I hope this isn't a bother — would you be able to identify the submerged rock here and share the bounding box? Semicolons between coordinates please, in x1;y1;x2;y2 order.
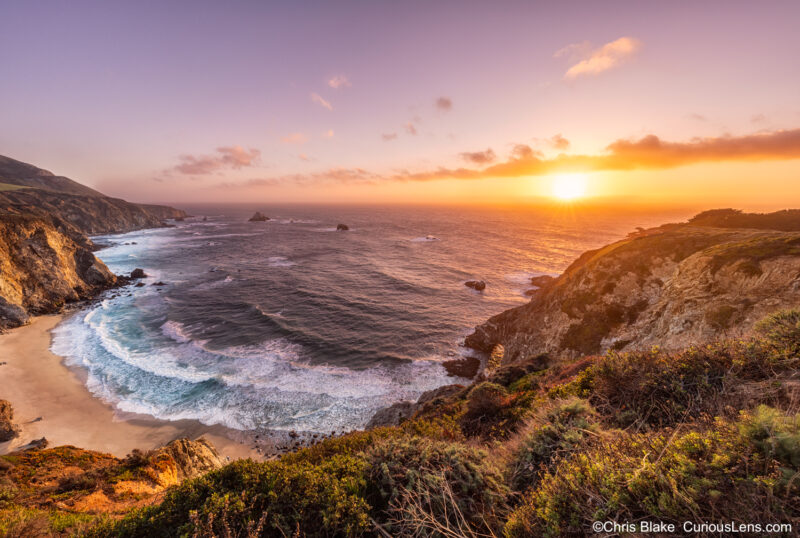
0;399;21;442
336;223;350;231
248;212;270;222
465;280;486;291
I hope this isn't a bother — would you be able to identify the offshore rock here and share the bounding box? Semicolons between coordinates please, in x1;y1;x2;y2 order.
248;211;270;222
465;280;486;291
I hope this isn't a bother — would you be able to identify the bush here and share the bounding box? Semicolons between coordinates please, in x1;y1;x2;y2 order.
504;409;800;537
739;405;800;472
366;437;508;536
508;399;598;492
550;336;789;428
756;309;800;357
92;455;371;537
458;382;532;439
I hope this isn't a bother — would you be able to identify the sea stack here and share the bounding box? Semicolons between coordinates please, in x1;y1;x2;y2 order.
249;212;270;222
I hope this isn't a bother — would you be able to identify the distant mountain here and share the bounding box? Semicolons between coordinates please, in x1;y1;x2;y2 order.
0;154;187;235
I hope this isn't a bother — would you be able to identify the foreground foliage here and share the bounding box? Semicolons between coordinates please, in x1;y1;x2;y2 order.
5;310;800;537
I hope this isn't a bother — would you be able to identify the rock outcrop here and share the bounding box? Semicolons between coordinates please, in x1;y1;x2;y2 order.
0;214;118;330
336;223;349;231
150;438;224;482
465;280;486;291
0;399;21;442
0;437;224;521
248;211;270;222
467;211;800;365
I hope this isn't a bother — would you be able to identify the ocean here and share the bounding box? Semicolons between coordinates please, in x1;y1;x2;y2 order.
50;205;686;435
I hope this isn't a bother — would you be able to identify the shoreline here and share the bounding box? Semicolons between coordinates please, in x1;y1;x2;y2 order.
0;314;264;461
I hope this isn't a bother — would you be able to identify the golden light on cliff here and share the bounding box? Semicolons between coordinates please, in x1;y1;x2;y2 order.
551;173;588;201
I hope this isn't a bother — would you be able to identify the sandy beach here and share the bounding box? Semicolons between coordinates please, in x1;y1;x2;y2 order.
0;314;262;461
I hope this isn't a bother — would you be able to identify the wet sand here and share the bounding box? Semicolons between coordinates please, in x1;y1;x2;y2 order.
0;315;264;461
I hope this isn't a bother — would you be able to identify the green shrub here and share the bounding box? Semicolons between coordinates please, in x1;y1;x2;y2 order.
459;382;533;439
756;309;800;357
739;405;800;472
367;437;508;536
549;335;792;428
505;413;799;537
508;399;598;492
92;455;371;537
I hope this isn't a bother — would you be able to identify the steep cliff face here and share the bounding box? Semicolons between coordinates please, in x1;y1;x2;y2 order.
0;214;117;330
466;220;800;364
0;154;188;329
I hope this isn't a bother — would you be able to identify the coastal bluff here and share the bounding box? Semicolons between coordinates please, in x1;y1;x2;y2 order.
0;154;187;330
467;209;800;364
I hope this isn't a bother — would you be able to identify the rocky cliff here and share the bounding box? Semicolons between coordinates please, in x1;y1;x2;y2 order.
466;210;800;365
0;214;118;330
0;154;187;330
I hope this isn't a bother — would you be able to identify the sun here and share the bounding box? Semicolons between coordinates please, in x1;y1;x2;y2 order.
551;173;588;201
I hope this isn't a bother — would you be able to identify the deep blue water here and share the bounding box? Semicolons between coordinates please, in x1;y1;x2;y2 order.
51;205;685;433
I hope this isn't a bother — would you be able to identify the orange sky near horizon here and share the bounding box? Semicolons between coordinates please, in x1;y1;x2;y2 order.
3;2;800;210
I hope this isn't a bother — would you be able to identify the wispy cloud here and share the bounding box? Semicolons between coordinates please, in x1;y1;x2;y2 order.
323;129;335;138
405;122;418;136
311;92;333;110
435;97;453;111
395;128;800;182
226;167;380;188
211;129;800;189
460;148;496;165
328;75;351;89
281;132;308;144
560;37;641;79
382;133;398;141
173;146;260;175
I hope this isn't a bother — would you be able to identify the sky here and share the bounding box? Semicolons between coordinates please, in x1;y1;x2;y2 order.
1;0;799;209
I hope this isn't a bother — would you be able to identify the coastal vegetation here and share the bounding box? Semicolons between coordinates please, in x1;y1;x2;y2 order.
3;309;800;536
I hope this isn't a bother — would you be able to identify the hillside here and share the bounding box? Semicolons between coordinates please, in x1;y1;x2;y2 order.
0;155;187;330
466;212;800;363
0;155;105;198
0;155;187;234
0;214;118;330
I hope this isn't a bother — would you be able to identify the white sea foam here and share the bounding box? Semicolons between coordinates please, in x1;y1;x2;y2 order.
268;256;295;267
410;235;440;242
50;306;459;432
